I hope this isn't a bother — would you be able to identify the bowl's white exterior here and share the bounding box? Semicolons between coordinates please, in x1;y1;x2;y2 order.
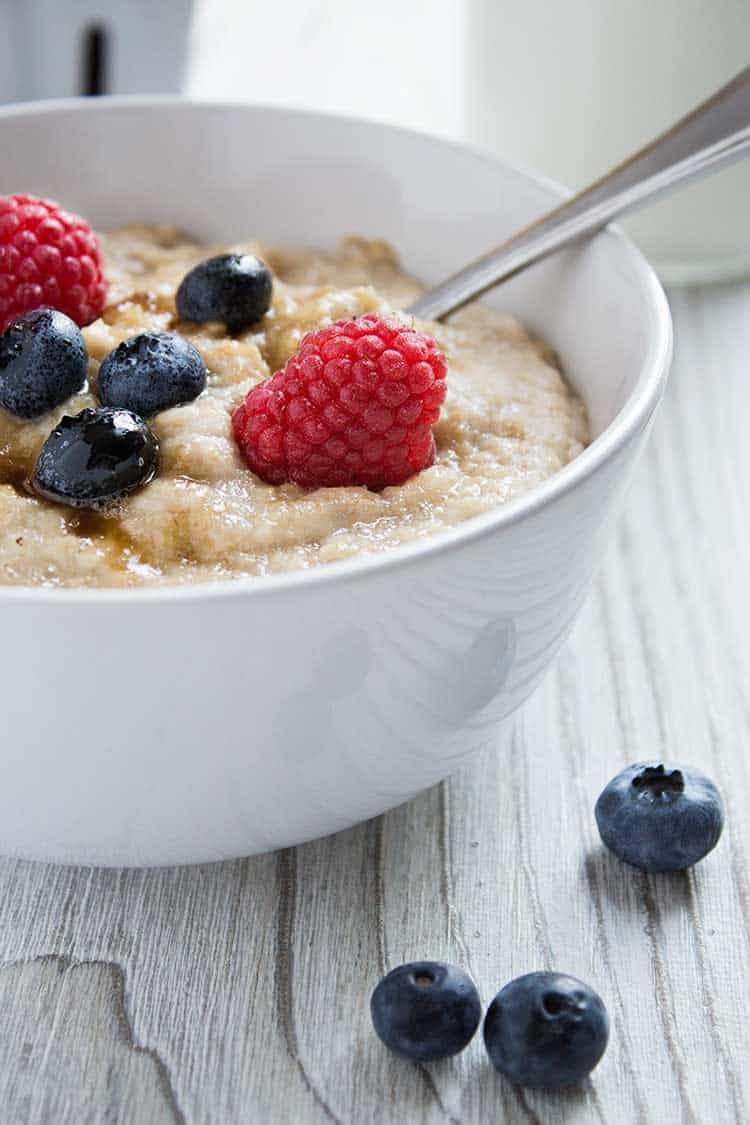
0;100;671;866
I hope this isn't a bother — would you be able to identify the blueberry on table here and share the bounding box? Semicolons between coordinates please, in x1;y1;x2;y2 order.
370;961;481;1062
0;308;87;419
176;253;273;333
98;331;206;418
595;761;724;873
33;406;158;508
483;972;609;1089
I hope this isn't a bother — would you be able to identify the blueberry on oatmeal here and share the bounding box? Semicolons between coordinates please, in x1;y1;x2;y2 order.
98;331;206;418
33;406;158;508
176;253;273;333
0;308;87;419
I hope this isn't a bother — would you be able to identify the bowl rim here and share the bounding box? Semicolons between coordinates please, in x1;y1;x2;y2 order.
0;96;673;605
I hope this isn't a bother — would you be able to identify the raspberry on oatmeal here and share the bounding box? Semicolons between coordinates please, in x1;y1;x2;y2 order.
232;315;447;490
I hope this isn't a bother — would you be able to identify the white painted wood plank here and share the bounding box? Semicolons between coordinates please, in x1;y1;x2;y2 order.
0;284;747;1123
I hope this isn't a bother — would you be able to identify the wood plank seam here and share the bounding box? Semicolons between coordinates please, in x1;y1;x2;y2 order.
0;953;186;1125
275;848;343;1124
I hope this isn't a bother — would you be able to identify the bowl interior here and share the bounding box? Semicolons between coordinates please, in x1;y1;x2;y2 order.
0;99;668;443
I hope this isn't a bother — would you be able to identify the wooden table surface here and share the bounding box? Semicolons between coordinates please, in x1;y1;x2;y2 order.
0;284;747;1124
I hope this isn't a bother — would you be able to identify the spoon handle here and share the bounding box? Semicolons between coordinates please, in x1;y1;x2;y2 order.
408;66;750;322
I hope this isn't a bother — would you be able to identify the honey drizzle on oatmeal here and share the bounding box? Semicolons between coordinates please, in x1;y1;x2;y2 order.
0;457;146;578
0;458;31;492
66;509;138;564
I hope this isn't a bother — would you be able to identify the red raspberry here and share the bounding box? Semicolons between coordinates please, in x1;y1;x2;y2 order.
232;315;448;490
0;194;107;333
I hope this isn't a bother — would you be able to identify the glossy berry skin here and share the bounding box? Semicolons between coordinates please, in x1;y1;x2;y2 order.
232;315;448;490
0;308;87;419
484;972;609;1089
595;761;724;873
370;961;481;1063
0;194;107;332
176;253;273;333
33;407;158;509
98;331;207;417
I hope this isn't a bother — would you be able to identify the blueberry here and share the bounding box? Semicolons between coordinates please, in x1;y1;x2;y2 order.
98;331;206;417
483;972;609;1089
370;961;481;1062
595;761;724;873
176;253;273;333
0;308;87;419
33;407;158;509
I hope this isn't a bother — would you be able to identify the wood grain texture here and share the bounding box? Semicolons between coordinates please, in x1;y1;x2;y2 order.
0;284;748;1124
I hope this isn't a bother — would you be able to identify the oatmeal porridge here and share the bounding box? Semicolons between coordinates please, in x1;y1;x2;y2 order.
0;228;588;587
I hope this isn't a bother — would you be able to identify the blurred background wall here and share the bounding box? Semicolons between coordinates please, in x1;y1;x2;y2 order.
192;0;750;280
188;0;466;141
1;0;747;279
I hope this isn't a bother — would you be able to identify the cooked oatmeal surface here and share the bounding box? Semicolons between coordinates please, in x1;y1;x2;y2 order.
0;228;588;587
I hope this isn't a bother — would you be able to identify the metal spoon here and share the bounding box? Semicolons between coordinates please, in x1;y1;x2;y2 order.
408;66;750;322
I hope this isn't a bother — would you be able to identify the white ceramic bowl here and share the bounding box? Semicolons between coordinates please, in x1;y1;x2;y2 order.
0;99;672;866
